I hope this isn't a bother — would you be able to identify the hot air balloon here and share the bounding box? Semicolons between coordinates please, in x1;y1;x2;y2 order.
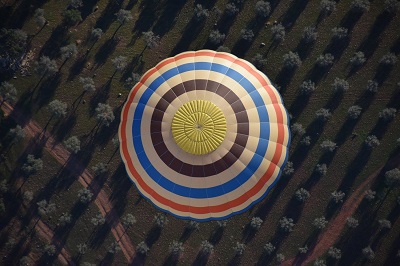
119;50;290;221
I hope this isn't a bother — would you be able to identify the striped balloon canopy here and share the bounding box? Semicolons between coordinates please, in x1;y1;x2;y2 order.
119;50;291;221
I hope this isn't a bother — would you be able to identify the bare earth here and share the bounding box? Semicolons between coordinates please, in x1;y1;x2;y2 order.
1;101;136;264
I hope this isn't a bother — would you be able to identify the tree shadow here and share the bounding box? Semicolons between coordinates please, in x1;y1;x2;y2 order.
145;226;162;248
179;227;196;243
337;146;373;194
228;254;242;266
373;64;395;86
192;251;211;266
39;25;70;58
304;65;330;85
231;17;264;58
339;10;363;32
94;37;119;68
34;73;61;109
0;0;47;28
80;0;99;20
51;113;77;143
68;55;88;81
274;67;296;94
88;222;111;249
132;0;159;35
208;226;224;245
295;40;315;61
278;0;309;31
357;12;394;59
289;94;310;121
94;0;123;31
170;18;206;56
153;0;187;37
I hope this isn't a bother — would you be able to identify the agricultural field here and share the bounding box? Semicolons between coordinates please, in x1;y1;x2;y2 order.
0;0;399;265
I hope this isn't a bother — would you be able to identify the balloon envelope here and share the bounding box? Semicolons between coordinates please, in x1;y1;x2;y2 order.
119;50;290;221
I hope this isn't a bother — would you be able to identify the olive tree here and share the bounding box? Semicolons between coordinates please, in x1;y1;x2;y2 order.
64;136;81;154
316;53;334;68
385;0;400;13
300;136;311;146
43;244;56;256
302;26;317;43
136;241;149;255
320;140;337;152
315;164;328;176
283;51;301;69
77;243;88;255
299;245;308;254
186;220;200;231
327;247;341;259
143;31;160;49
364;135;380;148
209;30;225;45
22;154;43;176
379;108;396;121
378;219;391;230
255;1;271;18
271;23;285;43
92;162;108;175
23;191;34;202
60;43;78;61
91;213;105;226
233;242;246;256
315;108;331;122
300;80;316;95
250;216;263;230
362;246;375;260
122;213;136;229
332;27;348;40
77;188;93;203
200;240;214;255
350;51;366;66
364;189;376;201
35;56;58;78
294;188;310;202
225;3;239;16
169;241;184;256
366;80;379;93
314;259;326;266
320;0;336;15
216;46;231;52
34;8;47;28
90;28;103;41
240;29;254;42
194;4;209;21
108;241;121;254
95;103;115;127
7;125;25;144
291;123;305;136
251;53;267;69
380;53;397;65
62;9;82;26
115;9;133;25
348;105;362;119
351;0;370;12
111;55;128;74
37;200;56;216
282;161;294;176
70;0;83;9
331;190;345;203
276;253;285;263
346;217;359;228
58;212;72;226
264;242;275;255
124;72;142;89
279;216;295;232
48;100;67;120
79;77;96;94
313;216;328;230
217;220;228;228
0;81;18;105
154;213;168;228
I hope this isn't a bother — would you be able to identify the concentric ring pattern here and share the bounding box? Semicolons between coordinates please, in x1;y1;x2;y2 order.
119;50;291;221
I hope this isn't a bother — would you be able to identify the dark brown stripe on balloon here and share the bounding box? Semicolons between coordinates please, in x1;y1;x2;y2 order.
150;79;249;177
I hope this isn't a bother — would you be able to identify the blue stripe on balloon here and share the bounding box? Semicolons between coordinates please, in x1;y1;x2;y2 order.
132;62;270;199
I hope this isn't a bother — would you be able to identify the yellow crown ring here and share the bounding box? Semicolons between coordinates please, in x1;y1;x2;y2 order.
171;100;227;155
